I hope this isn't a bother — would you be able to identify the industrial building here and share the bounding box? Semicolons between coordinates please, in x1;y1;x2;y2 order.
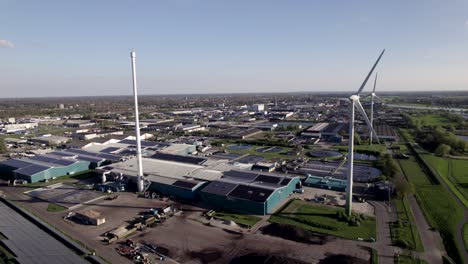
30;135;71;146
200;170;301;215
0;149;120;183
97;156;226;200
301;122;329;138
303;175;347;191
98;154;299;215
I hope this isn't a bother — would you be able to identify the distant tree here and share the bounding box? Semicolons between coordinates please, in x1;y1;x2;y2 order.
394;176;412;198
435;144;451;157
0;138;6;154
377;153;399;178
354;132;361;145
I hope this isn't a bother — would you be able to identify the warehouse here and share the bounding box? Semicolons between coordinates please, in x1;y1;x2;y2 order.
98;156;227;200
303;175;347;191
200;170;301;215
30;135;71;146
301;122;329;138
0;149;119;183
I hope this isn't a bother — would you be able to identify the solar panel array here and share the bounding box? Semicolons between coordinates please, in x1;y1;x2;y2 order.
229;185;273;202
151;152;207;165
0;202;85;264
172;180;198;189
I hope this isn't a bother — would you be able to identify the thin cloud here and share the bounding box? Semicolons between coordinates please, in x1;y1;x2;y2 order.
0;39;15;48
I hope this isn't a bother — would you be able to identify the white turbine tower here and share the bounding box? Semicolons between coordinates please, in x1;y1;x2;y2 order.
130;51;145;193
368;73;384;145
345;49;385;216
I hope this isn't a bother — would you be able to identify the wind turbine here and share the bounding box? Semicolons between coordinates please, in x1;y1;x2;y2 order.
367;73;385;145
345;49;385;216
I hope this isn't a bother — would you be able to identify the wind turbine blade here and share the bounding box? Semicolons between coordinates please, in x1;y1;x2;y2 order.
375;95;385;103
356;49;385;95
373;72;378;93
355;99;380;144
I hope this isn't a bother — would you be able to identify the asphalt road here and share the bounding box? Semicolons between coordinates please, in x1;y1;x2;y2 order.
407;194;444;264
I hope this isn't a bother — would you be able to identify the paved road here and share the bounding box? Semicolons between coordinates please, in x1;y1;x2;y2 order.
407;194;444;264
369;201;401;264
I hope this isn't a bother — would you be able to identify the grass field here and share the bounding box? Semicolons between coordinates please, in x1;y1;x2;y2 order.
398;152;465;263
421;155;468;208
225;145;296;160
46;203;67;212
391;197;424;251
409;114;456;127
334;144;387;155
213;210;262;226
398;157;432;186
394;254;428;264
269;200;376;240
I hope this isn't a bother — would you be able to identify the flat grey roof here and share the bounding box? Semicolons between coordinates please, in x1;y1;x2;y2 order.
0;202;85;264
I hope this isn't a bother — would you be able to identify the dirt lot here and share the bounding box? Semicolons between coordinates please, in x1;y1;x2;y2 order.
0;184;371;264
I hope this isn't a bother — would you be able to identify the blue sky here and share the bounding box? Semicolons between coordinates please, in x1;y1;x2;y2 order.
1;0;468;97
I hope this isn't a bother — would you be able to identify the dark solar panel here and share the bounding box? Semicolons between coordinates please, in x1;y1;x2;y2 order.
1;159;35;169
172;180;198;189
119;139;158;147
255;175;281;184
228;185;273;202
76;155;103;162
280;178;291;186
151;152;207;165
51;151;77;157
236;155;264;164
100;147;120;153
200;181;238;196
15;164;49;176
96;153;121;161
29;155;58;163
53;159;76;166
223;170;258;181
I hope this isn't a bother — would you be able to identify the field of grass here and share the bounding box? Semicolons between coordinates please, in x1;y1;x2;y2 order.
213;210;262;227
47;203;67;212
391;197;424;251
409;114;456;127
334;144;387;155
225;144;296;160
398;152;465;263
398;157;432;186
421;155;468;208
269;200;376;240
394;254;428;264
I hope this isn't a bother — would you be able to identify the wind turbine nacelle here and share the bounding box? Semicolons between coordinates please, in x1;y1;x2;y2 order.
372;93;376;96
349;95;360;101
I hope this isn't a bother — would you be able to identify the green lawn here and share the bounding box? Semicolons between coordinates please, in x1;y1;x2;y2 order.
225;145;296;160
213;210;262;227
409;114;456;127
391;197;424;251
399;157;432;186
398;152;465;263
394;254;428;264
422;155;468;208
334;144;386;155
47;203;67;212
269;200;376;240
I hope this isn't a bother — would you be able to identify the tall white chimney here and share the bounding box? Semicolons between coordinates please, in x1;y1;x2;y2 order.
130;51;144;192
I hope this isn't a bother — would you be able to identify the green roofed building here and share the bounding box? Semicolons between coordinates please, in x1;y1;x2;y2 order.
303;175;347;191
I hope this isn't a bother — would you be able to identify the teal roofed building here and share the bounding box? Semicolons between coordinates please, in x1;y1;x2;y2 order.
303;175;347;191
200;171;301;215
